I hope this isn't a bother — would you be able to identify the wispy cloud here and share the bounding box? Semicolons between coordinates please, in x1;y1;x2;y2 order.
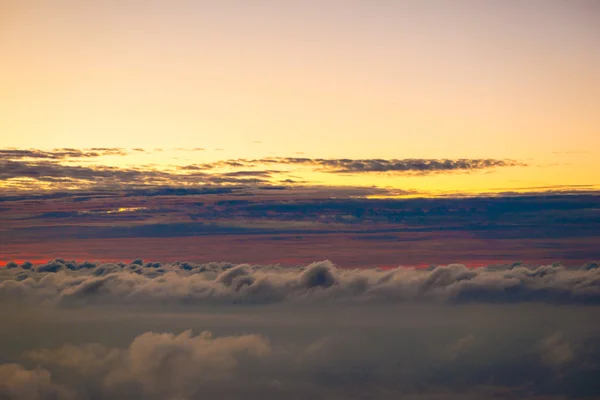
0;148;130;160
0;160;175;185
0;160;277;190
196;157;525;174
1;148;524;193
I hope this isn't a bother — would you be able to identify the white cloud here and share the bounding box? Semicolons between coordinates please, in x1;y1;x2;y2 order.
2;260;599;306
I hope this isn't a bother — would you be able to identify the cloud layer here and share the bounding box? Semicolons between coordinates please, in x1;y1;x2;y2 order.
1;311;600;399
25;330;270;399
188;157;524;175
0;147;525;192
2;190;599;267
0;363;76;400
2;260;599;306
0;160;273;189
2;260;600;399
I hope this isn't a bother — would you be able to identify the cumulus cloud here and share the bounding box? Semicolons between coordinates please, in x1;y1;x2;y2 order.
2;323;599;399
2;260;600;306
26;344;121;376
2;261;600;399
25;330;270;399
0;363;75;400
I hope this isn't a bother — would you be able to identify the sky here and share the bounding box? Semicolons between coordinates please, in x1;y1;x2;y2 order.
0;0;599;262
1;0;599;266
1;0;600;194
2;2;600;399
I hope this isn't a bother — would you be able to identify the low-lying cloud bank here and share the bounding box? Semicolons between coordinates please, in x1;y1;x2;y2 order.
0;363;77;400
2;260;599;306
2;260;600;399
20;330;270;400
2;325;600;399
0;330;271;400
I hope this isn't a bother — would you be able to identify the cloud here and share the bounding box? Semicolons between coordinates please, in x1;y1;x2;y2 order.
26;330;270;399
27;343;121;375
196;157;525;175
1;192;598;267
445;334;476;361
278;157;524;174
220;170;277;178
0;160;279;190
2;321;600;399
536;332;575;367
2;264;600;399
2;260;600;306
0;363;75;400
1;147;525;194
108;331;269;397
0;160;173;185
0;148;129;160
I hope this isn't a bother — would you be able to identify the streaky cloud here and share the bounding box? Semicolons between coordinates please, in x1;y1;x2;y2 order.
196;157;525;174
0;148;129;160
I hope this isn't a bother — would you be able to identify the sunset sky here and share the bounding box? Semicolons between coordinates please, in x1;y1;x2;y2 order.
1;0;599;265
2;2;600;400
2;0;600;193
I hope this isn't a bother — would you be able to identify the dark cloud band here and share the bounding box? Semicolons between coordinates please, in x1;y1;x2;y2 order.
0;148;129;160
0;149;525;193
195;157;525;174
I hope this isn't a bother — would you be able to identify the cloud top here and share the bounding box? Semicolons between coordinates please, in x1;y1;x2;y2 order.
2;260;599;306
